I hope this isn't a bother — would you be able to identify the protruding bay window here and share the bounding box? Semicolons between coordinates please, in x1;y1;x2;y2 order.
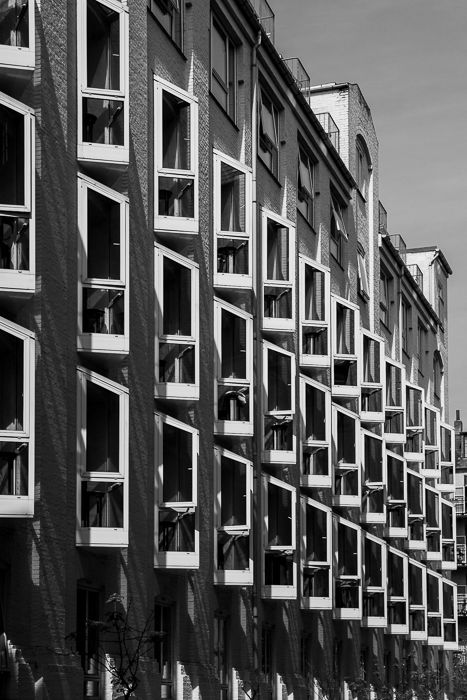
405;384;424;459
425;484;441;562
0;316;34;517
407;468;425;550
299;256;330;367
361;430;385;524
332;404;360;508
362;532;387;627
442;580;458;650
331;296;359;397
155;244;199;400
261;474;296;599
300;376;331;489
386;450;407;538
386;547;409;635
76;367;129;547
213;151;252;289
262;341;295;464
423;404;440;478
77;0;129;164
261;209;295;333
427;571;443;645
439;423;454;493
384;359;405;442
214;299;252;435
408;560;427;641
154;78;198;233
214;447;253;585
77;174;129;355
154;413;199;568
333;516;362;620
360;330;384;422
0;0;35;71
441;499;456;570
300;496;331;610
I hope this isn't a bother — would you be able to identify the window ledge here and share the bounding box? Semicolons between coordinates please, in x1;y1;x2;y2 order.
147;7;187;60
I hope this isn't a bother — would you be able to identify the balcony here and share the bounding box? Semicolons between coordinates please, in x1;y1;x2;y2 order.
251;0;275;42
389;234;407;262
315;113;340;152
282;57;310;93
406;264;423;290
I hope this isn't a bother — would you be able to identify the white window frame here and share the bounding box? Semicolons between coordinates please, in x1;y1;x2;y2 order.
331;295;360;397
440;498;456;571
384;357;406;443
362;532;387;628
423;403;441;478
408;559;427;642
261;208;295;333
0;316;35;517
154;77;199;233
261;340;296;465
0;0;35;70
406;467;426;551
361;429;386;525
386;546;409;635
154;412;199;569
333;515;362;621
439;423;455;495
76;366;129;547
261;473;297;599
214;298;253;436
357;249;370;299
213;446;253;586
360;329;384;423
154;244;199;400
299;255;330;368
404;382;425;460
425;483;441;562
300;495;332;610
332;404;360;509
299;375;331;489
77;0;129;164
77;174;129;355
426;570;443;646
385;449;407;539
213;150;252;289
442;579;458;651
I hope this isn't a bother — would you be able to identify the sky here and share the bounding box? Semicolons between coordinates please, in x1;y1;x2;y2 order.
271;0;467;424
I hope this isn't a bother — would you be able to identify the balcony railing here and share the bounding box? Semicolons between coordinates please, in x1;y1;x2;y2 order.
251;0;275;42
378;202;388;235
315;113;340;153
406;264;423;290
389;234;407;262
282;57;311;93
455;496;467;516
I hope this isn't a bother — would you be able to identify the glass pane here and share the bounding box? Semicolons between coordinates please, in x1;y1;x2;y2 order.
337;412;355;464
264;415;293;451
387;456;404;501
267;482;292;547
158;177;194;217
81;481;123;527
212;21;227;85
162;91;190;169
264;286;292;319
159;343;194;383
365;539;382;587
365;435;382;481
0;441;28;495
217;237;248;275
86;381;119;472
305;504;327;561
220;456;246;526
0;216;29;270
336;304;354;354
264;552;293;586
0;104;24;206
87;189;120;279
304;265;325;321
337;523;358;576
163;257;191;336
303;446;328;476
221;309;246;378
302;326;327;356
220;163;245;232
267;349;291;412
0;0;29;47
159;509;195;551
83;288;124;334
0;330;23;431
217;532;249;570
86;0;120;90
266;220;289;281
303;567;329;597
304;384;326;441
218;385;249;422
162;422;192;503
82;98;124;145
388;553;404;597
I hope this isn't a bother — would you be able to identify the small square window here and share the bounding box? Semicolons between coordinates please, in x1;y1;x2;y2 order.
211;16;237;121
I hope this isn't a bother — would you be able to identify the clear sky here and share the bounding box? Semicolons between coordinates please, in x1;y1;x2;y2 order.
271;0;467;424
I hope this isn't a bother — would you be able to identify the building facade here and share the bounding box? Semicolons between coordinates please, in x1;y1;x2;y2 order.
0;0;458;699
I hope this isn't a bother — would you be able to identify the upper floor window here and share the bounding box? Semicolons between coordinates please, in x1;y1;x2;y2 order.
262;341;295;464
0;0;35;70
262;209;295;332
334;516;362;620
417;322;426;375
211;15;236;121
297;145;315;226
379;268;392;327
401;297;411;354
301;496;332;609
261;473;296;599
154;77;198;233
258;86;279;178
357;248;369;299
433;351;443;400
78;0;129;164
77;586;102;698
150;0;183;48
330;192;348;265
356;137;370;199
154;601;175;698
299;256;330;368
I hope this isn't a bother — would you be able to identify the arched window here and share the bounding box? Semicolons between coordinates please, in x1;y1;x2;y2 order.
356;136;371;199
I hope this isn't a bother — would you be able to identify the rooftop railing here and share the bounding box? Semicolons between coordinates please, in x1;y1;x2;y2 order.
315;112;340;153
389;234;407;262
282;57;311;93
406;264;423;290
251;0;275;43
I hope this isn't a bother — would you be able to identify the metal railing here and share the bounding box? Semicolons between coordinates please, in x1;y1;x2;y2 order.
282;57;311;93
315;112;340;152
251;0;275;42
389;234;407;262
455;496;467;516
406;264;423;290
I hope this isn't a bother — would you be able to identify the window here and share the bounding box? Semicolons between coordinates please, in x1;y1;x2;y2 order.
297;145;315;225
150;0;183;48
77;174;129;355
0;316;35;517
332;296;359;396
357;248;369;299
361;431;385;524
360;331;383;421
299;255;330;368
356;137;370;199
154;77;198;233
77;0;129;164
262;209;295;332
408;561;427;641
76;367;128;547
386;450;407;538
261;473;296;599
333;516;362;620
362;533;387;627
154;601;175;699
211;16;236;121
300;496;332;610
258;86;279;177
433;351;443;400
384;360;405;442
425;485;441;562
213;151;252;288
441;500;455;569
379;269;391;327
214;446;253;586
401;298;410;354
214;299;253;435
214;614;229;700
440;424;454;492
442;580;458;649
330;192;348;264
386;547;409;635
154;413;199;569
77;586;102;698
437;283;445;325
0;0;35;69
262;341;295;464
333;405;360;508
417;322;426;376
155;244;199;400
300;376;331;489
407;469;425;550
